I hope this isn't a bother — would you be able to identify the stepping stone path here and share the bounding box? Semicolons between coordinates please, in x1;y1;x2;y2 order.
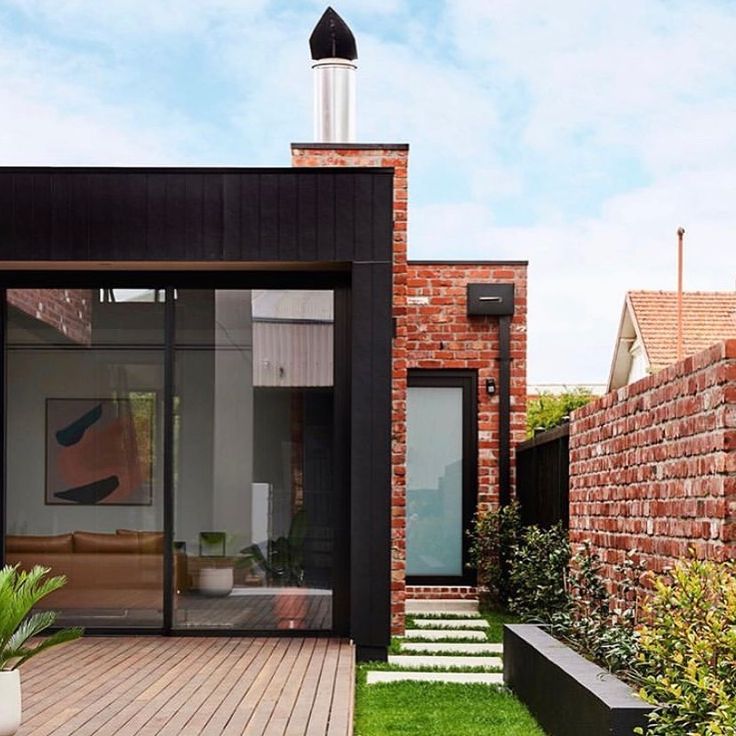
365;599;505;686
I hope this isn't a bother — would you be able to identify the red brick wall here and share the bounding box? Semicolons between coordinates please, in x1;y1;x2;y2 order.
403;263;528;612
570;340;736;595
7;289;92;345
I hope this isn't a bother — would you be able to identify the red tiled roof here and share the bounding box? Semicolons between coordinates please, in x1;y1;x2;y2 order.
628;291;736;372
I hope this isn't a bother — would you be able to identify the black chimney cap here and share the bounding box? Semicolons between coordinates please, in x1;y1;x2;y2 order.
310;7;358;61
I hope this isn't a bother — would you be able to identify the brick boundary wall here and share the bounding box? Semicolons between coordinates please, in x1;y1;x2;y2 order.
569;340;736;599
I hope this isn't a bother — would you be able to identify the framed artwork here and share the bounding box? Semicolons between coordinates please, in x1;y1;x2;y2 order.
46;397;154;506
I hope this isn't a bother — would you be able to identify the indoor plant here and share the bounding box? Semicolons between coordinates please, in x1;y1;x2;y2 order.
0;565;83;736
241;511;309;628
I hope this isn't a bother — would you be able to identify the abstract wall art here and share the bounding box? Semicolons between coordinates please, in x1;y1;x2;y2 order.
46;397;154;505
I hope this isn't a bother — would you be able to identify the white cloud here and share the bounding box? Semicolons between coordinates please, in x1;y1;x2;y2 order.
0;0;734;385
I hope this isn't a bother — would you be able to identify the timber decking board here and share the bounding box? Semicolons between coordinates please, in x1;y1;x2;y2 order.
17;637;354;736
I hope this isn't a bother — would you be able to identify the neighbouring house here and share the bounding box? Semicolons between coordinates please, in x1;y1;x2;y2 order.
608;290;736;391
0;8;526;659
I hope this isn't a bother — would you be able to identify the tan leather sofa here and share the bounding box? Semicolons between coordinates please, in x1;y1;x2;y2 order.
5;530;188;612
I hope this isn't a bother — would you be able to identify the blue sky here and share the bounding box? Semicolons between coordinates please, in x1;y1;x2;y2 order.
1;0;735;385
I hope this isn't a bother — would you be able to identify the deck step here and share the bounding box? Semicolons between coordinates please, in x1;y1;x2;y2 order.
403;629;487;641
405;599;479;615
412;618;488;629
400;642;503;655
366;670;503;685
387;655;502;669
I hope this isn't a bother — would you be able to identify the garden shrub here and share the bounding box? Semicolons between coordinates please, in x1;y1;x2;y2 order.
553;544;644;677
468;502;522;609
635;559;736;736
507;523;570;621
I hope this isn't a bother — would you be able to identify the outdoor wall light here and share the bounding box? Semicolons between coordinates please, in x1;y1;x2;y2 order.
486;378;497;396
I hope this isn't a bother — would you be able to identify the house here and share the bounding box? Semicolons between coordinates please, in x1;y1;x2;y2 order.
0;7;527;659
608;290;736;391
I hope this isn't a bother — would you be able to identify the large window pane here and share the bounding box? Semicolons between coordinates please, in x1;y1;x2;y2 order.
4;288;165;628
406;386;464;577
173;289;334;630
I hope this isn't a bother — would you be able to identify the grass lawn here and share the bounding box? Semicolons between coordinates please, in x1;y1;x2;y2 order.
356;609;545;735
354;670;545;736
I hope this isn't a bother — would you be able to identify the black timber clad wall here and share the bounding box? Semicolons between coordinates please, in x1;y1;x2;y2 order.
0;167;394;653
0;168;393;263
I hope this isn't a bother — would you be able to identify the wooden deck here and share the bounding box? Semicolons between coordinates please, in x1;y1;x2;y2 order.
18;637;354;736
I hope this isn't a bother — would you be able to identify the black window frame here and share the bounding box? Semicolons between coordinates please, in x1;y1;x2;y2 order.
405;369;478;587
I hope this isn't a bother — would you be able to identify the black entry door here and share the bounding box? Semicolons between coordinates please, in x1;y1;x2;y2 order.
406;370;477;586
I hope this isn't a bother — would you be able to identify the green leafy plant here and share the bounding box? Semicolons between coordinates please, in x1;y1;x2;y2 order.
467;502;522;609
507;523;570;621
0;565;83;671
240;510;308;586
552;544;645;677
526;388;593;437
634;559;736;735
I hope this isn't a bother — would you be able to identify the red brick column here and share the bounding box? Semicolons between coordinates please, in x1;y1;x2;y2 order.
291;143;409;634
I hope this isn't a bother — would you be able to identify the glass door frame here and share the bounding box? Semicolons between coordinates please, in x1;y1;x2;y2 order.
0;270;351;637
405;369;478;587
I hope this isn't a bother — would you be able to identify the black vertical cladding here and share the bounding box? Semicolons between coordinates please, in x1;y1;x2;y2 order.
277;174;298;261
202;175;223;261
236;174;261;261
351;262;392;659
0;167;395;653
147;174;167;260
316;174;336;261
332;285;352;636
259;174;279;260
353;174;373;262
335;174;355;263
222;174;241;260
296;174;318;262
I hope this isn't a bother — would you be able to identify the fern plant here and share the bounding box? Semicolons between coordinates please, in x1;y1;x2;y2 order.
0;565;83;671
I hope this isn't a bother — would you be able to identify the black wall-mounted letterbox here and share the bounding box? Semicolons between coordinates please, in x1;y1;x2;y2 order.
467;283;515;316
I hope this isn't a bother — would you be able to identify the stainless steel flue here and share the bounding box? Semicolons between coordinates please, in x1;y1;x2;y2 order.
310;8;358;143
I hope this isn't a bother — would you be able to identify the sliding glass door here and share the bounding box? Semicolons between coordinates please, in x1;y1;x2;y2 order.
4;288;166;628
172;289;335;631
3;285;338;632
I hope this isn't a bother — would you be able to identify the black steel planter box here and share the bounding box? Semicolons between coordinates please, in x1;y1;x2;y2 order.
504;624;653;736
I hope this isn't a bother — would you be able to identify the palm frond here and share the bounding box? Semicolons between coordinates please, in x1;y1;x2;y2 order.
0;565;83;671
10;628;84;670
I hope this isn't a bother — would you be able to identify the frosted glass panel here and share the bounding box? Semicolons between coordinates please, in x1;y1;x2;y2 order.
406;386;463;576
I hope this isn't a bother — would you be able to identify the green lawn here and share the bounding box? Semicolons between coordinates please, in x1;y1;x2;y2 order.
354;671;545;736
356;610;544;735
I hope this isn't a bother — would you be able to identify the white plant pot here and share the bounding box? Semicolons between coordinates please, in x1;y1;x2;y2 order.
0;670;21;736
199;567;234;596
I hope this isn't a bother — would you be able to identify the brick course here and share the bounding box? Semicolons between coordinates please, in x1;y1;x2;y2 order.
570;340;736;599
